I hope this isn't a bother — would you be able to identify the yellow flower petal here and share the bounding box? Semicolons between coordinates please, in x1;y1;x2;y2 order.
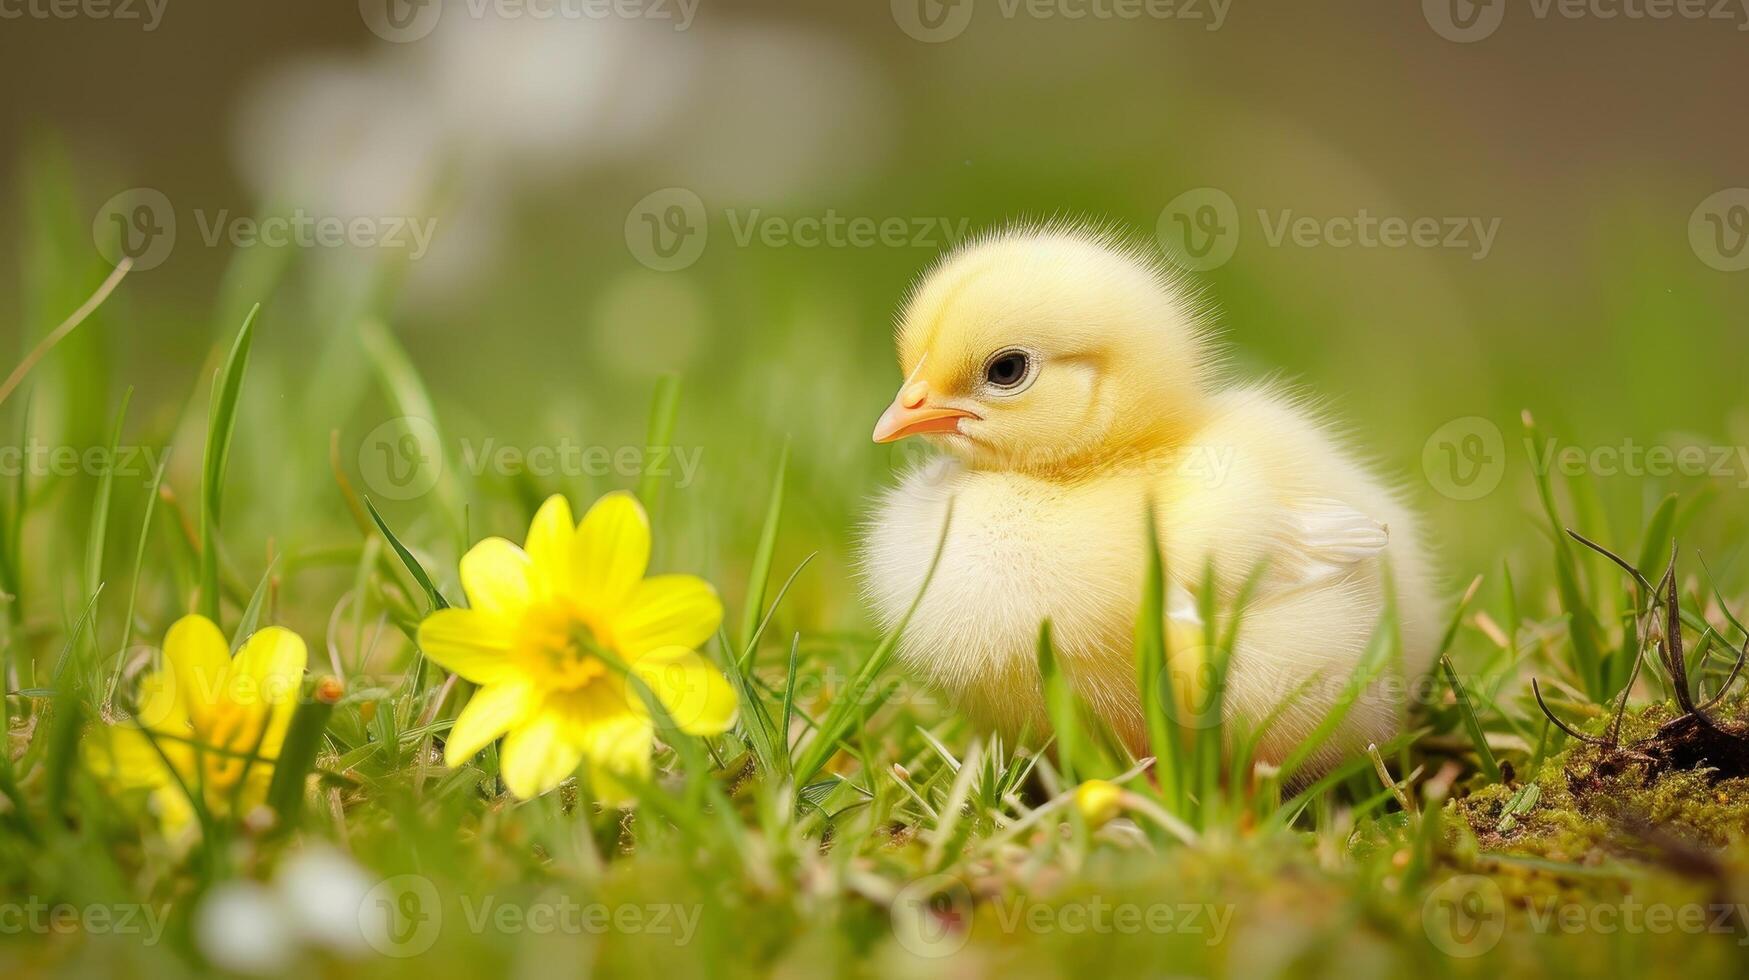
613;575;723;657
570;491;649;616
84;726;170;789
523;495;575;598
230;627;307;706
499;710;585;798
460;537;537;619
579;709;653;807
132;667;188;733
228;626;309;757
632;646;737;735
417;609;522;685
152;784;198;833
160;614;231;725
444;680;538;767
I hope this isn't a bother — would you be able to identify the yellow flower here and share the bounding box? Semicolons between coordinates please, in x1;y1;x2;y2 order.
418;491;736;800
86;615;308;833
1073;779;1126;828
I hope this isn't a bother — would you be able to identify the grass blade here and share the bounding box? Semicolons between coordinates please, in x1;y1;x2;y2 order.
266;677;343;834
1133;502;1180;809
1523;412;1605;698
1636;493;1679;583
793;501;953;786
719;626;783;777
636;374;682;518
737;441;788;657
364;496;450;612
231;557;282;651
0;259;132;412
360;318;461;535
199;303;260;623
83;388;132;602
103;451;170;710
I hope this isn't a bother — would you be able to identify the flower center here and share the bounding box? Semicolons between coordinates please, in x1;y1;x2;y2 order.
185;701;274;805
518;602;610;691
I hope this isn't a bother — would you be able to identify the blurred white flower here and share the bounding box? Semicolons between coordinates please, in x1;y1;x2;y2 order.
233;56;446;221
229;10;892;303
234;6;696;213
276;845;377;956
195;880;298;976
421;9;698;179
658;24;892;204
194;847;380;972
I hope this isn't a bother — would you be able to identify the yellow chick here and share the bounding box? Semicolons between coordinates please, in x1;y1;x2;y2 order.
860;223;1439;772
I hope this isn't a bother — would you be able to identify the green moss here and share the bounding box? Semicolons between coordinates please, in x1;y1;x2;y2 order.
1449;697;1749;870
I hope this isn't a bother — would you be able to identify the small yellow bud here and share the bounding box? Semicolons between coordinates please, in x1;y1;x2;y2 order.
1073;779;1125;828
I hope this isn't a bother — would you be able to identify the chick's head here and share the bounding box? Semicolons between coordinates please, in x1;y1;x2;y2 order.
874;224;1214;473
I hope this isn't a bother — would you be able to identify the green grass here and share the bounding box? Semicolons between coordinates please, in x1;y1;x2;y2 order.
3;192;1749;980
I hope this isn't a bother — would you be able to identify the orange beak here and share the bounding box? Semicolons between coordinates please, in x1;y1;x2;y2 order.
872;379;977;443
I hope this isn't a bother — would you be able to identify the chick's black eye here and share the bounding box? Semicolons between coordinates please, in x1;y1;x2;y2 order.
985;351;1030;389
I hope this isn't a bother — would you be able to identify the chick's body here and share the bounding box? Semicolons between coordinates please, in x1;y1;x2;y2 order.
861;225;1438;769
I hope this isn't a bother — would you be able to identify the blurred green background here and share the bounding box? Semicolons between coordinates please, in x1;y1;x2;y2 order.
2;0;1747;644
